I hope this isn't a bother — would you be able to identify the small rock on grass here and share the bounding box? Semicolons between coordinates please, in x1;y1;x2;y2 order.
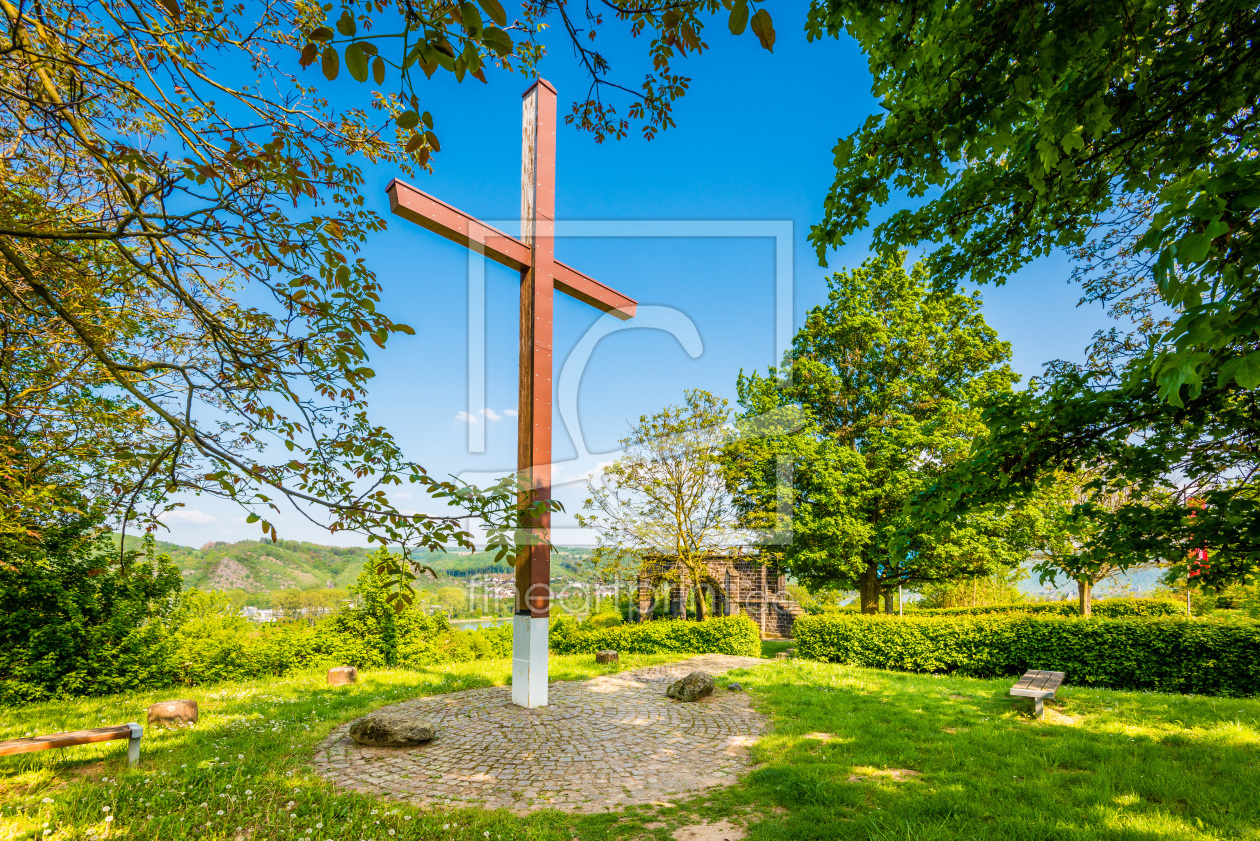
666;671;715;702
147;699;198;728
349;714;437;747
726;682;743;691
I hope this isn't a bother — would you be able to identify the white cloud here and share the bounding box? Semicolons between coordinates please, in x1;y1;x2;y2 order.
392;492;413;500
454;408;513;424
160;509;217;525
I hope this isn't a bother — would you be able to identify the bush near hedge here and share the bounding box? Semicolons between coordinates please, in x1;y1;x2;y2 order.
907;598;1184;618
794;613;1260;696
549;615;761;658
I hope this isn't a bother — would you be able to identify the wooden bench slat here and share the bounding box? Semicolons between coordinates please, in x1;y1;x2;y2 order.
1009;670;1066;718
0;725;134;757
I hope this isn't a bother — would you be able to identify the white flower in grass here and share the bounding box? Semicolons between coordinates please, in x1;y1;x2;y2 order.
102;807;110;813
41;797;53;804
105;815;114;823
245;790;252;796
217;810;225;816
316;823;322;829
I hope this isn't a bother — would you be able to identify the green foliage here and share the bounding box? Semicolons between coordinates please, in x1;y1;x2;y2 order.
549;615;760;657
908;598;1183;618
581;612;625;630
805;0;1260;403
0;527;183;705
580;389;742;622
808;0;1260;594
726;252;1024;612
795;613;1260;695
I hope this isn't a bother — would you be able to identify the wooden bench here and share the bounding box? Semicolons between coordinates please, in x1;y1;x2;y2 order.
0;723;143;766
1009;670;1065;718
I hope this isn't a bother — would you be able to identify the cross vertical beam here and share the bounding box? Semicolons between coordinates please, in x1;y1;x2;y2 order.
385;79;636;710
512;79;557;708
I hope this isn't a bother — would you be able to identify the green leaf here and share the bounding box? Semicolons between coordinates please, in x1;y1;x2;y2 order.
479;0;506;26
751;7;775;50
336;10;356;36
395;110;420;129
482;26;513;56
728;0;749;34
159;0;182;21
309;26;334;41
422;111;433;128
372;55;385;84
345;42;368;82
461;0;482;33
424;130;440;152
321;46;339;81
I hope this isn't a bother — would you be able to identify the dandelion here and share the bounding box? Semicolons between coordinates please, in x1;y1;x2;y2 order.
316;823;323;829
105;816;114;823
41;797;53;804
102;807;111;813
217;810;225;816
245;790;252;796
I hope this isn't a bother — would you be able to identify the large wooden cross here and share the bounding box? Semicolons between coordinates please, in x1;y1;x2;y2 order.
386;79;637;708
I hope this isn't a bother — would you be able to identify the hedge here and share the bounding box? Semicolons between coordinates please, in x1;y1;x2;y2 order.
794;613;1260;696
906;598;1184;618
549;615;761;658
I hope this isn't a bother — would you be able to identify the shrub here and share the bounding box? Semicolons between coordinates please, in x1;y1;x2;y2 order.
794;613;1260;696
906;598;1183;618
0;526;182;705
549;615;761;657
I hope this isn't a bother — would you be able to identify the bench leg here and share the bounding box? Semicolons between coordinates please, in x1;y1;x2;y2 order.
1034;697;1044;719
126;723;143;767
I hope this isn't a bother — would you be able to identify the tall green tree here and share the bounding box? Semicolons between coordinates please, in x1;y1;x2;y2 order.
725;253;1024;613
804;0;1260;588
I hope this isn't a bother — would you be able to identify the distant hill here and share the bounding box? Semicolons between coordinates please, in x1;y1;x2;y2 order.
115;534;592;592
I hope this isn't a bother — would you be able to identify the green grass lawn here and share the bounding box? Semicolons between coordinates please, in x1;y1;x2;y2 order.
3;655;1259;841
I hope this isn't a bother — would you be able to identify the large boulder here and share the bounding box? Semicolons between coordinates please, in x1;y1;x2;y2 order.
666;671;715;702
147;699;198;728
348;714;438;747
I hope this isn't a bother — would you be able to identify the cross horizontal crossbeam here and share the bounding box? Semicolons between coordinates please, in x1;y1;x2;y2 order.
387;179;636;320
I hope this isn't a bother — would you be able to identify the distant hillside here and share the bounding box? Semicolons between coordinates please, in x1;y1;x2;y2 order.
116;534;591;591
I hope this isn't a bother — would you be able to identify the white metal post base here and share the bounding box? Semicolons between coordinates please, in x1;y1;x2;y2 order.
511;614;549;708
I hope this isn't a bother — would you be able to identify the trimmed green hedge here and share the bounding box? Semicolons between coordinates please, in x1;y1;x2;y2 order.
549;615;761;658
795;614;1260;696
907;598;1183;618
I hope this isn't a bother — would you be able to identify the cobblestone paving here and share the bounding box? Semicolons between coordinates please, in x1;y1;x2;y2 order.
312;655;768;813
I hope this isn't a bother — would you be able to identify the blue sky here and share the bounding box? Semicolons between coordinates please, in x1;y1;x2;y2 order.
160;12;1115;548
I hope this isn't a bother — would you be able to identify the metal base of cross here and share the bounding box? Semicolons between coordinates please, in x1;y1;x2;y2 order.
511;613;549;708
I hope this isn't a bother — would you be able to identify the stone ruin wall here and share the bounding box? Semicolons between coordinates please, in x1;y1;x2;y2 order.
635;555;804;639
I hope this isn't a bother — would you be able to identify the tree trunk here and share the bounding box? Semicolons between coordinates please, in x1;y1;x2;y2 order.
883;590;895;614
693;583;707;622
1077;578;1093;617
859;562;880;614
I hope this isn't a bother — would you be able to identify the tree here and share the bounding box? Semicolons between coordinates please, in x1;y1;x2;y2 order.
0;0;774;579
579;390;744;621
725;252;1025;613
806;0;1259;404
1026;473;1167;617
803;0;1260;588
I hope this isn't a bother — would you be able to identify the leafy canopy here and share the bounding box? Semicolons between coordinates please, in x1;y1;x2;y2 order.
725;252;1025;612
806;0;1259;404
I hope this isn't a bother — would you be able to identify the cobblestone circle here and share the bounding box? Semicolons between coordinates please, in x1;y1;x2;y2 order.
311;655;768;813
